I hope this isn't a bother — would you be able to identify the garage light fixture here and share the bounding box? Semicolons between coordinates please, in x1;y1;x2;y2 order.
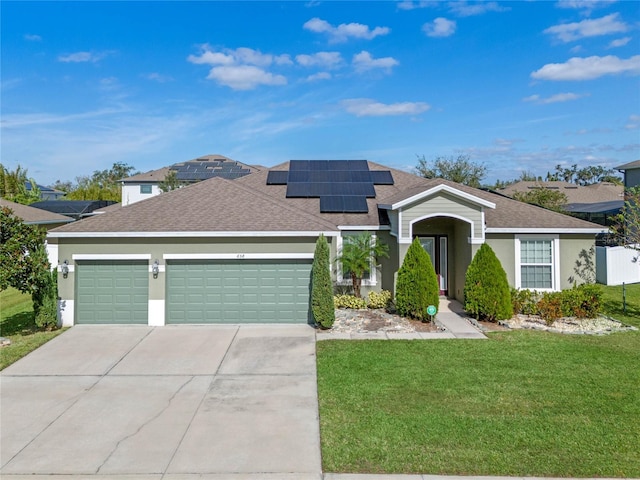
61;260;69;279
152;259;160;278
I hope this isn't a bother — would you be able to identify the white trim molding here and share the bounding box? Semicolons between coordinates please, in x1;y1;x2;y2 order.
148;300;165;326
49;230;339;238
403;212;478;244
163;253;314;260
57;263;76;273
515;234;561;292
379;184;496;211
72;254;152;260
487;227;606;234
58;299;74;327
337;225;391;231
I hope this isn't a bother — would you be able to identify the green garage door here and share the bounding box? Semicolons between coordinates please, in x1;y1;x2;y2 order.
76;260;148;324
166;259;312;324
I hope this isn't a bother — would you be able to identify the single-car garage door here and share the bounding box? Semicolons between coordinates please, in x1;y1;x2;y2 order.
166;259;312;324
76;260;149;324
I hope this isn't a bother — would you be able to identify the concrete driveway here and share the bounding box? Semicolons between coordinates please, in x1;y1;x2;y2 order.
1;325;322;479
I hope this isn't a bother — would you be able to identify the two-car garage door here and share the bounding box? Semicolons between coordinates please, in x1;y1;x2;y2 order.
166;259;312;324
75;259;312;324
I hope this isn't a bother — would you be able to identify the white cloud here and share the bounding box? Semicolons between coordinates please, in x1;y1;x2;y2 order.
58;51;112;63
206;65;286;90
447;1;509;17
608;36;631;48
188;45;291;90
626;114;640;130
24;34;42;41
143;73;173;83
296;51;343;68
303;17;390;43
556;0;618;15
531;55;640;80
397;1;434;10
342;98;430;117
570;45;583;53
543;13;628;43
352;51;399;73
306;72;332;82
523;92;587;104
423;18;457;37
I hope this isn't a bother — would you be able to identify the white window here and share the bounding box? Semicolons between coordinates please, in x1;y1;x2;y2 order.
337;233;376;286
515;236;560;291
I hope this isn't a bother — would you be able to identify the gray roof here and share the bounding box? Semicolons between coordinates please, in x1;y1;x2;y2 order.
0;198;74;225
497;181;623;204
615;160;640;171
49;161;603;236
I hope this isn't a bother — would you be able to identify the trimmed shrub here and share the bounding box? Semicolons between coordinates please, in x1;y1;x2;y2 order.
33;269;58;329
311;234;335;329
334;294;367;309
367;290;392;309
560;283;602;319
395;238;439;321
537;292;563;325
464;243;513;321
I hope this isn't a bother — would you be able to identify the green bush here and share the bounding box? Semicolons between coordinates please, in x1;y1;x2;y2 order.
367;290;392;309
511;288;539;315
464;243;513;321
312;234;335;329
32;269;58;329
334;294;368;309
560;284;602;319
395;238;439;321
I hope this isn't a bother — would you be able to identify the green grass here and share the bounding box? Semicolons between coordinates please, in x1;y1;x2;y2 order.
0;287;66;370
317;283;640;476
601;282;640;328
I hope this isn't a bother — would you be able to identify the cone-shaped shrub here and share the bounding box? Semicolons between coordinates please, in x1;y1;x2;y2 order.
395;237;439;321
311;234;335;328
464;243;513;321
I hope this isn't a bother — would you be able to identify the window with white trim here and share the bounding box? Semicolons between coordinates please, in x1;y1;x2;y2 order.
518;238;556;290
140;185;152;194
338;233;376;286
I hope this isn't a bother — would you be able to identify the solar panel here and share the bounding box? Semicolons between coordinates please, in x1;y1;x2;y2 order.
266;171;288;185
309;160;329;171
288;170;310;183
350;170;372;182
320;196;368;213
348;160;369;170
286;183;310;197
289;160;310;170
370;171;394;185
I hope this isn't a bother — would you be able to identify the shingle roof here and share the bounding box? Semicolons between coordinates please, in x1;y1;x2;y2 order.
615;160;640;170
49;176;338;234
497;181;623;204
0;198;74;225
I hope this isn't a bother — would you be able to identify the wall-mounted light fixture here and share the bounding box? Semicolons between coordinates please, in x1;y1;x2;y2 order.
61;260;69;279
152;259;160;279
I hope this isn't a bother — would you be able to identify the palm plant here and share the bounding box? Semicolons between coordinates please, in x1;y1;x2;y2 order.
337;232;388;298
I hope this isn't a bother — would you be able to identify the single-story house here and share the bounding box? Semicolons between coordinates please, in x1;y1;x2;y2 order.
48;160;605;327
120;154;259;206
1;198;74;267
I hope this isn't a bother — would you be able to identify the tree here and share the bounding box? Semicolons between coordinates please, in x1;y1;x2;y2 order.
610;186;640;261
0;206;56;327
545;164;622;186
416;154;487;188
65;162;137;202
464;243;513;321
512;186;568;213
395;237;439;321
159;170;185;193
0;164;41;205
311;234;335;329
337;232;388;298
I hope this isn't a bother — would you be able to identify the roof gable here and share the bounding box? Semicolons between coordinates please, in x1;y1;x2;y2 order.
378;183;496;210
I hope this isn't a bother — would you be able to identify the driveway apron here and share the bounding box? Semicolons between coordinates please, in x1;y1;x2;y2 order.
0;324;322;478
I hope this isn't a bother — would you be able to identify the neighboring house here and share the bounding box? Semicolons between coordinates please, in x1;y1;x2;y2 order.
30;200;117;221
48;160;605;327
497;181;624;226
1;198;74;267
615;160;640;188
120;154;259;206
25;181;66;201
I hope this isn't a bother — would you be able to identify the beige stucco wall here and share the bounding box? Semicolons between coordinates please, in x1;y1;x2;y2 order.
559;234;596;288
485;234;516;287
401;192;483;240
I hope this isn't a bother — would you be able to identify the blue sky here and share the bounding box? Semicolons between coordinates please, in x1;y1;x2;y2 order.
1;1;639;186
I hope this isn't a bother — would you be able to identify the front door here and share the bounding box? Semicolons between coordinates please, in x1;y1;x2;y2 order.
419;236;448;295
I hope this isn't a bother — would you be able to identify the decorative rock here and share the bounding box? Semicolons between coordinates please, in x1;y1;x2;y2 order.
0;337;12;347
500;315;637;335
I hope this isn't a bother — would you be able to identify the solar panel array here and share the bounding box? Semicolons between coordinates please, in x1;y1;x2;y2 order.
266;160;394;213
171;159;252;181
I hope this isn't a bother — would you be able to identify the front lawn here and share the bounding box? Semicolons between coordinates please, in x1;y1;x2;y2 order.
0;288;66;370
317;284;640;476
601;282;640;328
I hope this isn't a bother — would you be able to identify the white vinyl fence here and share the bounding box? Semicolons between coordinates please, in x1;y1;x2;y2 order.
596;245;640;285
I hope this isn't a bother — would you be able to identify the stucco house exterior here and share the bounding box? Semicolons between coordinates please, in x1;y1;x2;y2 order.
615;160;640;188
48;160;605;327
